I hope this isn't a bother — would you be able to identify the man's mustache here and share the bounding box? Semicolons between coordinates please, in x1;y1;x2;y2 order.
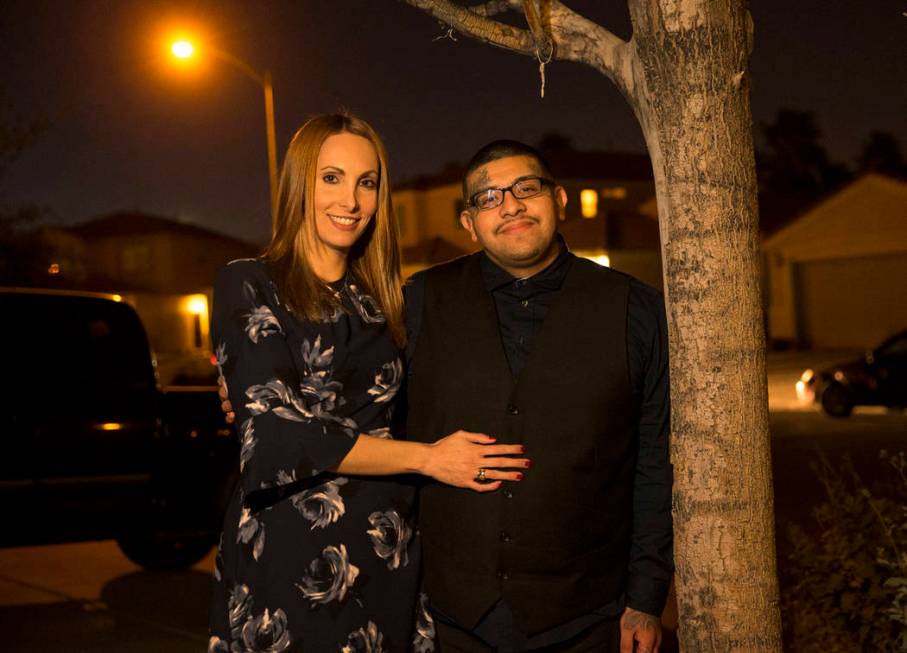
495;217;538;234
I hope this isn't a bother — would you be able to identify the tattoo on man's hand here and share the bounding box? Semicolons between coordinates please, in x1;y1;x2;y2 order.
621;610;659;632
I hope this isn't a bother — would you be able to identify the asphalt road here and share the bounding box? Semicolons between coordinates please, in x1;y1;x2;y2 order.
0;353;903;652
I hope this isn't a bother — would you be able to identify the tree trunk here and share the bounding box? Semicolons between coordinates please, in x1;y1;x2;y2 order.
627;2;782;650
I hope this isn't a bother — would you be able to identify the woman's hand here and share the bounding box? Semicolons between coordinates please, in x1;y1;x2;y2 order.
423;431;530;492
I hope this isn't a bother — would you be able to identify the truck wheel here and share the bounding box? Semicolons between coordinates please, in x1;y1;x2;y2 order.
117;531;215;570
820;383;853;418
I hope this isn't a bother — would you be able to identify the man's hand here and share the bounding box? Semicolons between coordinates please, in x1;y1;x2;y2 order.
619;607;661;653
217;375;236;424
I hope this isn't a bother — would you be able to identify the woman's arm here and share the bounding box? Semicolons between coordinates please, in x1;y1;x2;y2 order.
214;261;358;500
331;430;528;493
213;262;529;501
217;364;529;490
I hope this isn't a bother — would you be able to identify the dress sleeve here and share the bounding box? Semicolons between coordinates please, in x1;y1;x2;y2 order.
212;261;360;507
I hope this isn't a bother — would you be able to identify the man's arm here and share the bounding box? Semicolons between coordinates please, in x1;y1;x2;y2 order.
622;280;674;651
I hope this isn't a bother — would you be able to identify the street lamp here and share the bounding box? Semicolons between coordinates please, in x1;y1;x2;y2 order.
169;38;279;229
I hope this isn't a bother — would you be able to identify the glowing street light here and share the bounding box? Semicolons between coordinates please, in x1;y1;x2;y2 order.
171;40;194;59
167;36;279;230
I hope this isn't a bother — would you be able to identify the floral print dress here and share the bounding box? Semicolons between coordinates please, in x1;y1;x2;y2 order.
208;259;434;653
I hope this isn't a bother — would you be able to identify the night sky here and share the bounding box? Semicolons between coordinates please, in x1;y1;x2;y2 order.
2;0;905;244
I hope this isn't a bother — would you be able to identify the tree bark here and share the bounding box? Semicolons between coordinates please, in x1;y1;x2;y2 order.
400;1;782;650
626;2;782;650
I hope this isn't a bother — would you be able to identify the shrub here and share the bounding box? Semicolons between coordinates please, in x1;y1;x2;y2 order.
782;452;906;651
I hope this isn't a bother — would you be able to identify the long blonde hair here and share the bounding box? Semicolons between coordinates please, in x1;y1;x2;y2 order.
263;113;405;346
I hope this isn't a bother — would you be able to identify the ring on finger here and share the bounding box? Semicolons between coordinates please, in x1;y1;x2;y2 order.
476;467;487;482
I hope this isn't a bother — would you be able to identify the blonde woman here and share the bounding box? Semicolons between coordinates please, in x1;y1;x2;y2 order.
207;114;528;652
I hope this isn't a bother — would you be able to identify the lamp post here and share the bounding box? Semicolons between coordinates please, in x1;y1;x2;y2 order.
170;40;278;230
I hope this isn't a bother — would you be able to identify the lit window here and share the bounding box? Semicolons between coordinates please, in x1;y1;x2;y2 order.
183;294;209;349
588;254;610;267
601;186;627;200
575;250;610;267
580;189;598;218
185;294;208;316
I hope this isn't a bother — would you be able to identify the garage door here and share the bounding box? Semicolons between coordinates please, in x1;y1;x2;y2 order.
795;252;907;348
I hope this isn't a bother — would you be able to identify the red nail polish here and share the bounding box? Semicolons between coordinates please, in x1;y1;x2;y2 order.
520;445;526;453
526;460;532;468
517;472;524;481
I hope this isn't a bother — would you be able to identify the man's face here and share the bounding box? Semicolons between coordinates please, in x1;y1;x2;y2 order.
460;155;566;277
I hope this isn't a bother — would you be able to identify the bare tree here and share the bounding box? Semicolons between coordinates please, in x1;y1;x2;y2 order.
400;1;782;650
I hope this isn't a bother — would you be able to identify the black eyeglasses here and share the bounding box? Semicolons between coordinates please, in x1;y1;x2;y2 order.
466;176;555;210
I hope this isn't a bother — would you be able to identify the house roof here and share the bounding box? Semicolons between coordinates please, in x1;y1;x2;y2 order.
763;174;907;259
68;211;258;249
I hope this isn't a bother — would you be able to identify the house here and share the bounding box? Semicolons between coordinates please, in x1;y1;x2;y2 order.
41;212;260;384
392;150;664;289
64;212;259;294
763;174;907;349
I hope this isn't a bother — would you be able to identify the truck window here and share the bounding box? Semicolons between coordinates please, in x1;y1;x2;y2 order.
0;293;156;418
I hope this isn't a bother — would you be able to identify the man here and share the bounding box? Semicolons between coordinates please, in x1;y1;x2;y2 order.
220;140;673;652
401;141;672;652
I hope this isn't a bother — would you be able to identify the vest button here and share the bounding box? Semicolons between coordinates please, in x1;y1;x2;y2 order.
503;489;514;499
499;531;512;543
497;570;510;581
507;405;520;415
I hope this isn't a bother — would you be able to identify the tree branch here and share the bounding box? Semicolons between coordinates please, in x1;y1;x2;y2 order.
402;0;631;91
470;1;511;17
403;0;537;54
522;0;554;60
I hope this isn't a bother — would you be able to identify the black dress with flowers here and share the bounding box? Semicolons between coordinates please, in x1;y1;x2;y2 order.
207;259;433;653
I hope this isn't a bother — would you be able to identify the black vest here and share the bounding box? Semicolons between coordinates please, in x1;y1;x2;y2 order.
407;253;637;634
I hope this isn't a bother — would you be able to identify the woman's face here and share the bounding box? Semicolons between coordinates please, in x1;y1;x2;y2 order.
312;132;380;259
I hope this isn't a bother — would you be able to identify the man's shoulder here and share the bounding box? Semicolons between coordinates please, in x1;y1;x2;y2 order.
570;256;636;289
570;257;665;311
408;252;482;285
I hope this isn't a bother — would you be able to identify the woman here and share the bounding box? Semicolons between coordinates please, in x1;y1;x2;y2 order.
207;114;528;653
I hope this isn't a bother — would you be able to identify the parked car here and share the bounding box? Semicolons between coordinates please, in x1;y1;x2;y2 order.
796;329;907;417
0;288;237;569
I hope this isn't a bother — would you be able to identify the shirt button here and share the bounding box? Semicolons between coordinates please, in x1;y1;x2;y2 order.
521;300;529;308
507;405;520;415
497;570;510;581
499;531;512;543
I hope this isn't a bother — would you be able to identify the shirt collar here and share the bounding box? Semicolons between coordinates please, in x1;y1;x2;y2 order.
480;234;573;292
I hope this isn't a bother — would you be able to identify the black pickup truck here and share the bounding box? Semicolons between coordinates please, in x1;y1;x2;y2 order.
0;288;237;569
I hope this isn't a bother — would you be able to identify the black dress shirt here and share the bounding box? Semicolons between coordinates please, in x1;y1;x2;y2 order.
404;238;673;650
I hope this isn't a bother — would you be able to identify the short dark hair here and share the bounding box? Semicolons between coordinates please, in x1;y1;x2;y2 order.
462;140;555;200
